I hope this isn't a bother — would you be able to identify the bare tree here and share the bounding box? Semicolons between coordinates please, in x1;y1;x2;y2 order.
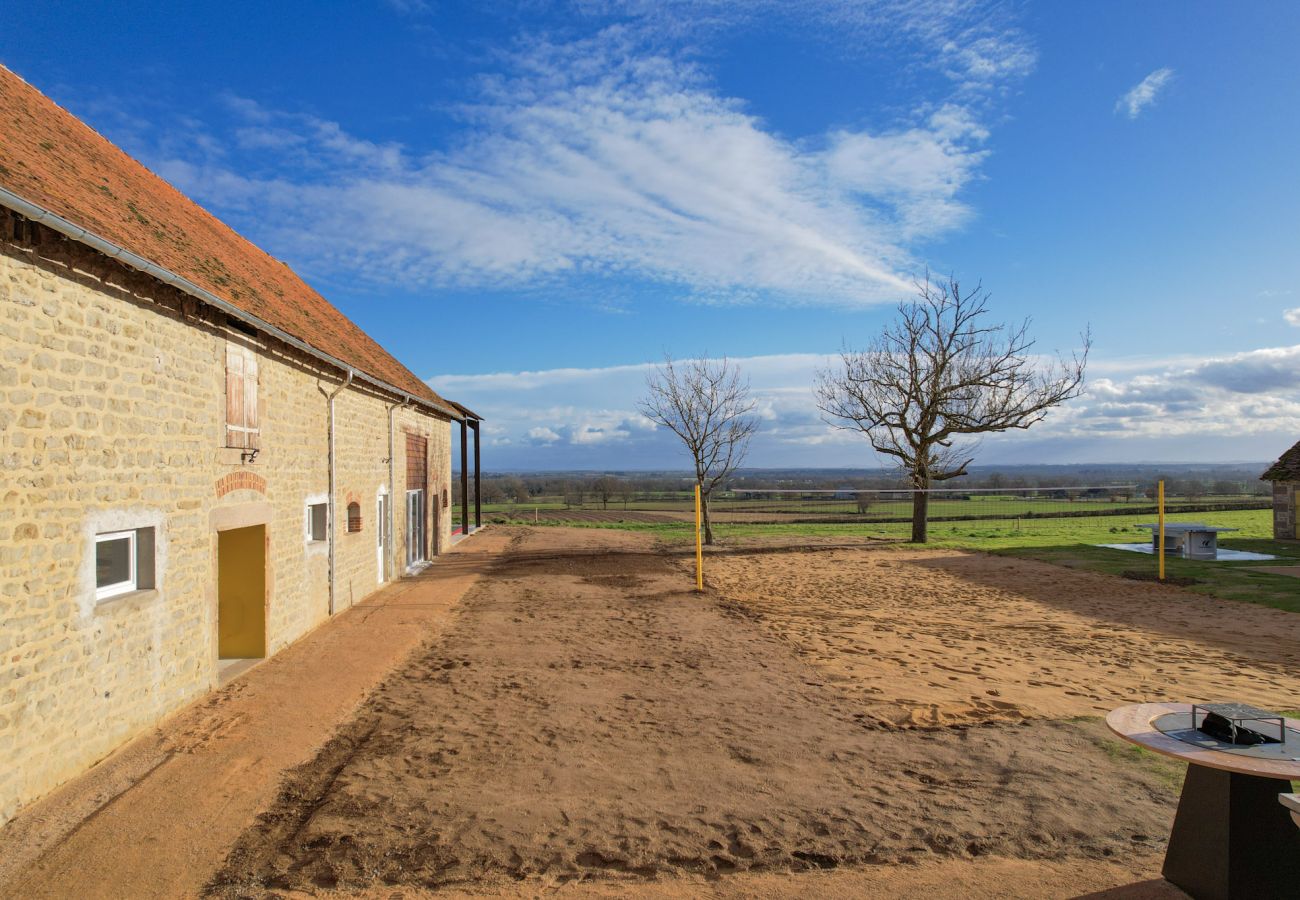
1210;480;1239;497
594;476;620;510
563;481;586;509
816;275;1089;543
500;476;529;504
477;480;506;505
639;355;758;545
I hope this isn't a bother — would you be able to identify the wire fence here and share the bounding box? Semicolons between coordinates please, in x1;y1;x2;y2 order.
469;485;1269;526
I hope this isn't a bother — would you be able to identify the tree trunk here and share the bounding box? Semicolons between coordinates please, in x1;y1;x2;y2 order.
911;474;929;543
701;486;715;545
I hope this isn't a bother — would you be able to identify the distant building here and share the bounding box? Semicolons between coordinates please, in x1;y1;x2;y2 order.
0;65;481;825
1261;441;1300;540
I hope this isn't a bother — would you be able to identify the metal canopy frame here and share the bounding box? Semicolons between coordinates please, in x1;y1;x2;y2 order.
457;415;482;537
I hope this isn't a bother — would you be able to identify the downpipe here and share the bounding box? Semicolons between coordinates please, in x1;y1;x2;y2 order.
327;368;355;615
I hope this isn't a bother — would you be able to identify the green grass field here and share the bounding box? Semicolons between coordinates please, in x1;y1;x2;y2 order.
501;508;1300;614
472;492;1264;522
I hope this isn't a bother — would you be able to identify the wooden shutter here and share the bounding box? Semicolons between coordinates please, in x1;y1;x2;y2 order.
405;434;428;492
243;350;260;449
225;343;260;449
226;344;245;448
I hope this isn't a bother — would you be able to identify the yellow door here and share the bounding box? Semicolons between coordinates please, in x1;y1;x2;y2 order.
217;525;266;659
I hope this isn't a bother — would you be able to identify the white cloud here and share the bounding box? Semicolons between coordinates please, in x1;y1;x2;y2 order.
434;344;1300;468
430;353;842;466
939;32;1036;91
1115;67;1174;120
1193;345;1300;394
526;426;562;444
1031;345;1300;445
139;9;1029;307
1284;307;1300;326
581;1;1035;93
824;104;989;238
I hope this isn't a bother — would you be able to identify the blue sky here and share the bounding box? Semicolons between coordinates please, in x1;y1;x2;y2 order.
5;1;1300;469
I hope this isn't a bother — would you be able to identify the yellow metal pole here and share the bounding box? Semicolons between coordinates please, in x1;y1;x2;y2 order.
1157;479;1166;582
694;483;704;592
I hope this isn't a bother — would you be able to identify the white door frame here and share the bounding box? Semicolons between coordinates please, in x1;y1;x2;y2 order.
376;487;390;584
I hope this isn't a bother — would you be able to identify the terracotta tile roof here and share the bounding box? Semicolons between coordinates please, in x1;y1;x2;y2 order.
1262;441;1300;482
0;65;454;413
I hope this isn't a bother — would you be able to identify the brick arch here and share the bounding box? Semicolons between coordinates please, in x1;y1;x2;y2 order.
216;471;267;498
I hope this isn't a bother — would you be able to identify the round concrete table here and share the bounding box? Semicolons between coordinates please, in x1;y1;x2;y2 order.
1107;702;1300;900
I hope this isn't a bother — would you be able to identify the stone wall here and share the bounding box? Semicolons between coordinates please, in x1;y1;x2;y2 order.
0;216;453;825
1273;482;1296;541
328;391;452;612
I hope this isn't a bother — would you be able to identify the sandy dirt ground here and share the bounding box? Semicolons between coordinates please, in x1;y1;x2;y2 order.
706;545;1300;728
253;856;1180;899
208;528;1206;898
0;530;511;900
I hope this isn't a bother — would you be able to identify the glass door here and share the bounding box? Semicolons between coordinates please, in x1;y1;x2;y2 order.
405;489;425;568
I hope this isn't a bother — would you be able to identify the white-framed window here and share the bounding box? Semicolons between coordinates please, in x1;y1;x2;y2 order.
306;502;329;543
95;527;156;601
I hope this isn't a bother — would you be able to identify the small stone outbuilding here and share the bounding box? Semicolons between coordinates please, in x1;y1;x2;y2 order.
1261;441;1300;540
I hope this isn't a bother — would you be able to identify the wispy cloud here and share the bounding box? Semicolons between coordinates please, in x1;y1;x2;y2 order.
384;0;431;14
124;4;1031;307
1284;307;1300;326
578;1;1035;93
150;38;970;303
1115;67;1174;119
428;353;840;466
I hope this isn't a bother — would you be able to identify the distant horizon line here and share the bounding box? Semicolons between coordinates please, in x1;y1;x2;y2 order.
453;460;1274;476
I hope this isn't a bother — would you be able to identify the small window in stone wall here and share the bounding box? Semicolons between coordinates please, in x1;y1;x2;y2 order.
442;488;449;508
346;502;363;533
95;527;156;601
306;503;328;542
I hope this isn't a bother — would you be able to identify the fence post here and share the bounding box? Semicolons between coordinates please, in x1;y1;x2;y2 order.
1157;480;1166;582
694;483;704;592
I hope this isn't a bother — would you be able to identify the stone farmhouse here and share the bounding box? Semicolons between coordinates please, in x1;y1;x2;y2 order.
0;65;482;824
1262;441;1300;540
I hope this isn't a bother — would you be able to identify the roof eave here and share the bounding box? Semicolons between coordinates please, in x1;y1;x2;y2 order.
450;400;483;422
0;185;467;422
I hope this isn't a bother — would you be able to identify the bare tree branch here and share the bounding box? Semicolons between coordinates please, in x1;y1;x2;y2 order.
639;354;759;545
815;273;1090;542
